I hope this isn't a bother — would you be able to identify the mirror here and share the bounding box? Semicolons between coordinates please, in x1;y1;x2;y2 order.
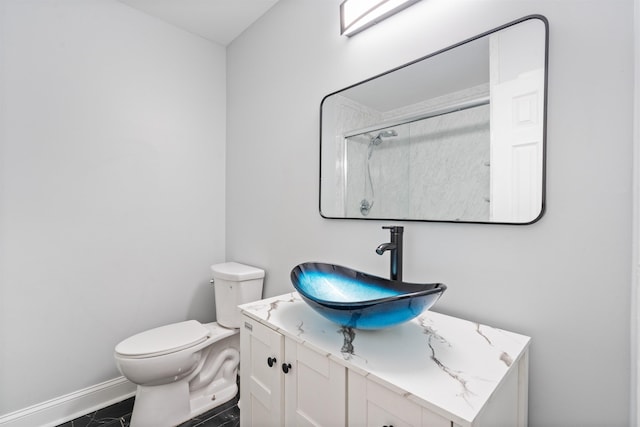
320;16;548;224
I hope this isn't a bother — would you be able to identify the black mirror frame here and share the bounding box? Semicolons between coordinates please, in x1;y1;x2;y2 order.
319;15;549;225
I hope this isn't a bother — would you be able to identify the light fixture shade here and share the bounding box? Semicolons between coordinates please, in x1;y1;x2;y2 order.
340;0;421;37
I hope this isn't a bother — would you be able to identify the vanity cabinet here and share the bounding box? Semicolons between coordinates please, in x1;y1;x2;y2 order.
240;293;530;427
240;315;346;427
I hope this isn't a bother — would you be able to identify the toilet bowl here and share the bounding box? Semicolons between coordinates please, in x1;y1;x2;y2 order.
114;262;264;427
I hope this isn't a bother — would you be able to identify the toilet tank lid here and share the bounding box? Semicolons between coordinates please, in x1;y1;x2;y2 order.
211;262;265;281
115;320;210;358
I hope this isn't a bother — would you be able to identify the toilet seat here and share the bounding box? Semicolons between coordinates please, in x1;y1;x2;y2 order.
115;320;211;359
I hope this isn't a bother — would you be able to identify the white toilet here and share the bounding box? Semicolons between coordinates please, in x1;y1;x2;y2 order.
114;262;264;427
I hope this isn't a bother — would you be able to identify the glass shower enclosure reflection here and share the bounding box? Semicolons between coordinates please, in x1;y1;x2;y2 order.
343;101;491;221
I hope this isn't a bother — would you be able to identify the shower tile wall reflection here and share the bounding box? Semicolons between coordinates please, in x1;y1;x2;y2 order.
410;104;490;221
343;85;491;221
325;94;383;216
345;130;410;218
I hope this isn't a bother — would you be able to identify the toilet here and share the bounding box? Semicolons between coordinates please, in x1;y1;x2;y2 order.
114;262;264;427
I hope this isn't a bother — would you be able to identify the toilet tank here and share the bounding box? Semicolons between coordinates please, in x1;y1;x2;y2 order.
211;262;265;329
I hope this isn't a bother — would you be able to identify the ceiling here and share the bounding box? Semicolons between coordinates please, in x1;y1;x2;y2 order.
118;0;280;46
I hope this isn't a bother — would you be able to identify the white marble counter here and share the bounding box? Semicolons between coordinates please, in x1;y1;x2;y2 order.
239;292;530;426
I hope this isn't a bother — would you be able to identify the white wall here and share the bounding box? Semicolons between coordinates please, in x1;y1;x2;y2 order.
633;0;640;422
227;0;633;426
0;0;226;416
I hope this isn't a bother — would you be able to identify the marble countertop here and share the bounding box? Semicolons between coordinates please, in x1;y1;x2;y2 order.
239;292;530;425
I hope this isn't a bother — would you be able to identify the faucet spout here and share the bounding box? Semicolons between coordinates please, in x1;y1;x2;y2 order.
375;242;396;255
376;226;404;282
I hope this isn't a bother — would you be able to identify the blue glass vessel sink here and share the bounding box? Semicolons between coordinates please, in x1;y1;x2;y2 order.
290;262;446;330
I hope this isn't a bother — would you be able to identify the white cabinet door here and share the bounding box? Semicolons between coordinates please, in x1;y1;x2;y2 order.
241;316;347;427
348;370;450;427
284;337;346;426
240;317;284;427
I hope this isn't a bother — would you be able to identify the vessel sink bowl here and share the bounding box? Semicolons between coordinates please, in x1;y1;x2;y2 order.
290;262;446;330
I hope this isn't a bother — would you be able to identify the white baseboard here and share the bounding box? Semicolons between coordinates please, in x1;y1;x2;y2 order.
0;377;136;427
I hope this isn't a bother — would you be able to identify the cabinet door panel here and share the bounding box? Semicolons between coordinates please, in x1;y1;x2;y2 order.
348;371;450;427
368;401;416;427
240;319;284;427
366;380;422;426
284;338;346;426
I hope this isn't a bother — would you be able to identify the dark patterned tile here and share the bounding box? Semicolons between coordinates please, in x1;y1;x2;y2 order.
100;413;131;427
192;408;240;427
57;398;134;427
189;398;239;427
94;398;134;420
57;395;238;427
178;397;239;427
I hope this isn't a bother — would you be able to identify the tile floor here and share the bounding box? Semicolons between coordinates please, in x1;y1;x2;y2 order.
56;394;239;427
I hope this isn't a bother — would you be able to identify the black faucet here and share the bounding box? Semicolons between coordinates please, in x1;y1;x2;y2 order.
376;226;404;282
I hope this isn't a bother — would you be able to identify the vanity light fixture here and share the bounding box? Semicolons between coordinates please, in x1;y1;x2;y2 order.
340;0;421;37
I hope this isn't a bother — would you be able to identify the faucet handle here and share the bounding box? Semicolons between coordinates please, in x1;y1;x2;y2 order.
382;225;404;233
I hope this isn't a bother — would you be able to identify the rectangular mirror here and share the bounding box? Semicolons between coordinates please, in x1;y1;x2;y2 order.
320;15;548;224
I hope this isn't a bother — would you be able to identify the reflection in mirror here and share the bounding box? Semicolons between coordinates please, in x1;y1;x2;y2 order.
320;16;548;224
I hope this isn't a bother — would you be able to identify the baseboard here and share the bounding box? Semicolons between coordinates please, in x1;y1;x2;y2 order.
0;377;136;427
